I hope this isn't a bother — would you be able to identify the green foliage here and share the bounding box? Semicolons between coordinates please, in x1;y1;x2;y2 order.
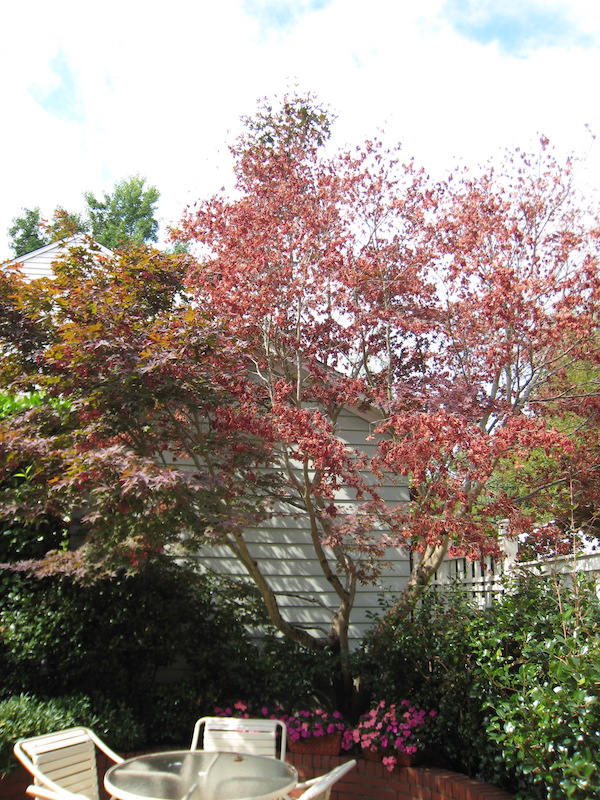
0;693;144;775
84;175;160;249
0;560;259;710
0;560;347;751
6;176;159;259
474;574;600;799
140;681;201;747
7;208;88;258
0;393;70;567
0;561;282;754
486;640;600;799
0;391;45;419
245;634;346;713
357;572;600;798
0;391;71;421
356;585;478;765
8;208;50;257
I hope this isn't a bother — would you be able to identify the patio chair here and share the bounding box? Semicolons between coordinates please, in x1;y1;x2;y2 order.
14;727;124;800
190;716;287;760
288;760;357;800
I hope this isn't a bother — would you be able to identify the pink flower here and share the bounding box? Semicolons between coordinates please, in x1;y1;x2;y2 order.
346;699;435;761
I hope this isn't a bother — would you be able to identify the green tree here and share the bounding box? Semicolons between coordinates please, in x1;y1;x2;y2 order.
6;177;159;259
8;208;50;257
8;207;87;258
84;175;160;249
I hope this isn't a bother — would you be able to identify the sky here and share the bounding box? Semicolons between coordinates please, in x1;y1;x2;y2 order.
1;0;600;257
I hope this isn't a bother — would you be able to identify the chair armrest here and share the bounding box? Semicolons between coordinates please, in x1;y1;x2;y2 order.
86;730;124;764
294;777;320;790
26;785;89;800
13;747;69;795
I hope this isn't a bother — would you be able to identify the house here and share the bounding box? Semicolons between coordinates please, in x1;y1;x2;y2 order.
4;238;412;646
4;235;113;280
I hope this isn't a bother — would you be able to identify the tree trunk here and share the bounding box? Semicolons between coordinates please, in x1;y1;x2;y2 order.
389;536;450;618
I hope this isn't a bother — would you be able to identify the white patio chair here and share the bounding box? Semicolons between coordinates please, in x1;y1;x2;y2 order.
288;759;357;800
14;726;124;800
190;716;287;760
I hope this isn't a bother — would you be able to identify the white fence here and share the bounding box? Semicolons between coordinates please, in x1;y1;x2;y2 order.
432;549;600;606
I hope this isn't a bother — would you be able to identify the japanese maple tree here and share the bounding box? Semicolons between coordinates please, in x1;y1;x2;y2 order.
364;141;600;612
0;241;279;574
175;97;600;627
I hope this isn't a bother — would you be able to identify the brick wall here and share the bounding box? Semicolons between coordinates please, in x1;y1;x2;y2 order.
2;751;513;800
288;753;514;800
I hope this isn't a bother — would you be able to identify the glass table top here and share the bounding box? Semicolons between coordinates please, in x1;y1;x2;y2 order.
105;750;298;800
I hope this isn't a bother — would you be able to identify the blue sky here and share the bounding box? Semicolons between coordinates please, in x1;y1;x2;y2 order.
443;0;596;54
1;0;599;256
243;0;332;33
30;52;84;123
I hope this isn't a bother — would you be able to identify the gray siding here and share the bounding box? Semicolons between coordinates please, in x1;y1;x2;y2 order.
5;236;113;280
176;408;410;645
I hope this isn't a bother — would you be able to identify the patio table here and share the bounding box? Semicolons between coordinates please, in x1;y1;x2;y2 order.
104;750;298;800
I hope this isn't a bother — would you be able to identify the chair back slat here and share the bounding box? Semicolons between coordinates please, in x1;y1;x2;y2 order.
30;741;98;800
23;731;92;755
191;716;287;760
204;730;276;756
26;785;90;800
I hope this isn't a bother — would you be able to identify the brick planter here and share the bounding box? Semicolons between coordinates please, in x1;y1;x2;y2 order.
288;732;343;755
287;752;514;800
2;750;514;800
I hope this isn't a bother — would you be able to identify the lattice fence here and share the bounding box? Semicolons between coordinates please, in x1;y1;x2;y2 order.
431;546;600;607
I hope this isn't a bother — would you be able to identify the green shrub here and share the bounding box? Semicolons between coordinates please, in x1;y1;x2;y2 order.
486;638;600;799
0;560;259;708
248;634;346;712
0;693;144;776
355;584;481;767
358;571;600;799
473;573;600;799
141;680;202;747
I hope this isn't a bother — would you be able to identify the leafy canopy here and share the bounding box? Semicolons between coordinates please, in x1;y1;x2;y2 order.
7;176;160;257
84;175;160;249
1;93;599;680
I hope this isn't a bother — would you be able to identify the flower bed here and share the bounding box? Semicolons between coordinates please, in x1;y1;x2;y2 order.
213;699;437;768
213;702;347;754
342;700;436;771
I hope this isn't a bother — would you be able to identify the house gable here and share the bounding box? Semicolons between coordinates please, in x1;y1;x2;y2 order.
5;236;114;281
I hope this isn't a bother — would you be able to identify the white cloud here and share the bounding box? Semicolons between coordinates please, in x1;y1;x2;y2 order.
1;0;599;256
